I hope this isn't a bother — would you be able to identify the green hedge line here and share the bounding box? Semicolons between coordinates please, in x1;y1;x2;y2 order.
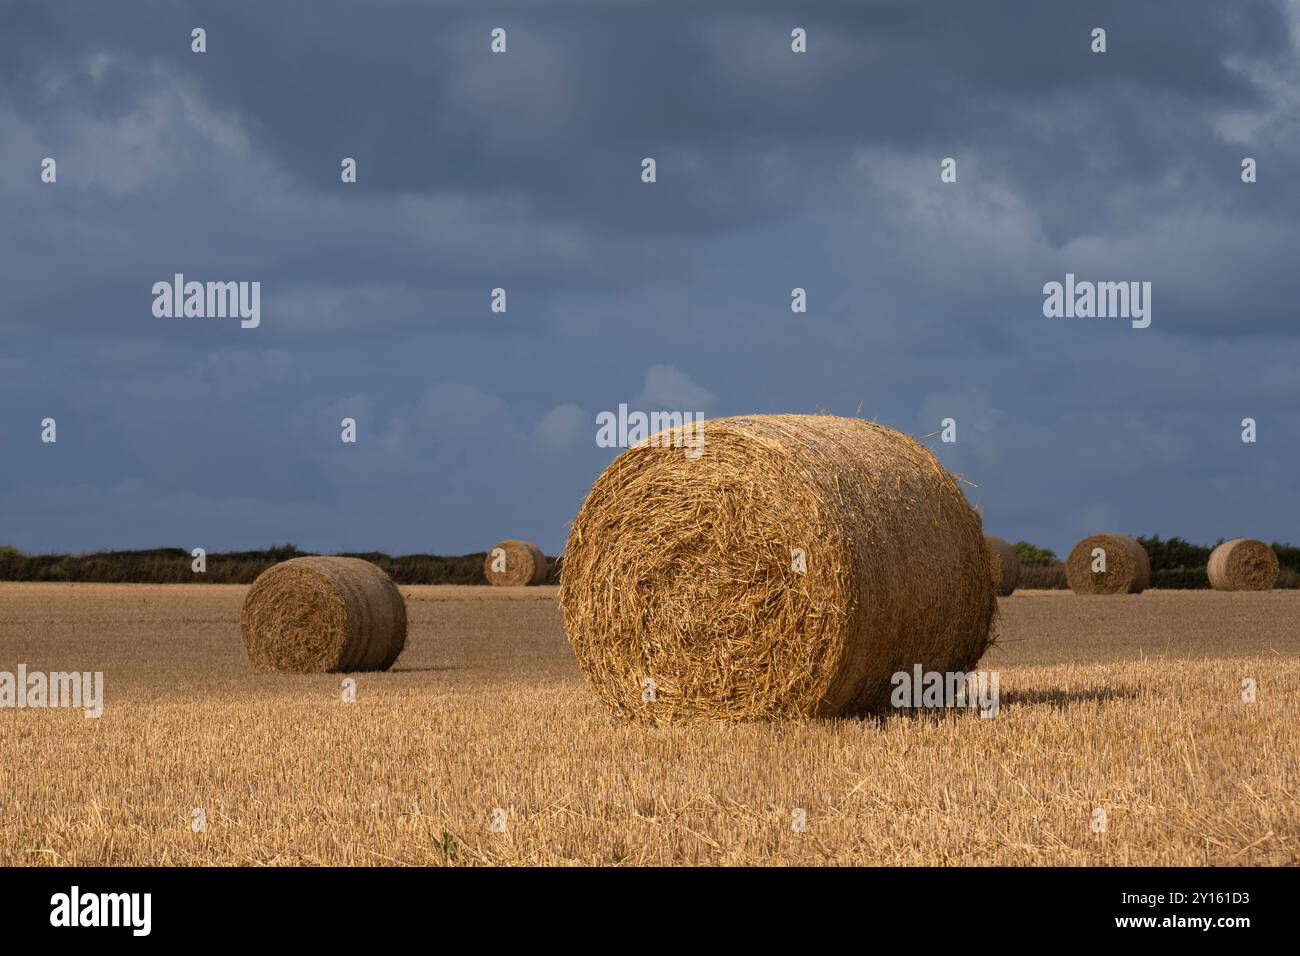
0;546;561;586
1;534;1296;588
1012;535;1300;589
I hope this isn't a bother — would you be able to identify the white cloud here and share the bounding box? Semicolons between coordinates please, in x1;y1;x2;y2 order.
634;364;720;412
532;402;590;454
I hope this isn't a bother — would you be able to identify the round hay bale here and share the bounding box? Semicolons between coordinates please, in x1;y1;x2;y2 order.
240;557;407;672
484;540;548;586
1065;534;1150;595
559;414;998;724
985;535;1020;596
1207;538;1278;591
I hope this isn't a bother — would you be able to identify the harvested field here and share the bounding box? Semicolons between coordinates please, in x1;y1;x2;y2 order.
0;583;1297;866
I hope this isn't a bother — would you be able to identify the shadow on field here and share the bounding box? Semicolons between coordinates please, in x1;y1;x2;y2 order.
391;665;471;673
862;686;1142;725
999;686;1142;710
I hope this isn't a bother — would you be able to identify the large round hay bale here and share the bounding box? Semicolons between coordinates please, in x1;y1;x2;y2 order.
985;535;1020;596
240;557;407;672
559;414;998;724
1065;534;1150;595
484;540;548;586
1207;538;1278;591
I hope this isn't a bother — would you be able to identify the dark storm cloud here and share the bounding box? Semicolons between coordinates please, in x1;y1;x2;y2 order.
1;1;1298;556
6;1;1289;232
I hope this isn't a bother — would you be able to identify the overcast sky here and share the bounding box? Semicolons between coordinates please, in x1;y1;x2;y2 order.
2;1;1298;557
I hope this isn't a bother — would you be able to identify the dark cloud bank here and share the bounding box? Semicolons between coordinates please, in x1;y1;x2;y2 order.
2;1;1297;556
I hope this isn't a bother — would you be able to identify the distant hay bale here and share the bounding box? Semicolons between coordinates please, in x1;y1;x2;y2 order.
484;540;548;586
1065;534;1150;595
560;414;998;724
1207;538;1278;591
240;557;407;672
985;535;1020;596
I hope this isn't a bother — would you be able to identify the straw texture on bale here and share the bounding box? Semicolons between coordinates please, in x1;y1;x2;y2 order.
240;557;407;672
1207;538;1278;591
484;540;548;586
559;414;998;724
1065;533;1150;595
985;535;1020;596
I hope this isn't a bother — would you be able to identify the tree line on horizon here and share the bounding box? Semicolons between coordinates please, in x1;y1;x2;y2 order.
0;544;560;586
0;536;1297;588
1012;536;1300;589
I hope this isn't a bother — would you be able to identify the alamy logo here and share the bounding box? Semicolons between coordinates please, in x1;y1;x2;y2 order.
890;666;1000;718
1042;273;1151;328
595;404;705;458
152;273;261;328
50;886;151;936
0;664;103;718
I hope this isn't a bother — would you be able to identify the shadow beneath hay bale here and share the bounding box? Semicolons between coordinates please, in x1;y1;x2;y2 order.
390;665;471;673
869;708;988;727
844;685;1142;725
999;686;1142;710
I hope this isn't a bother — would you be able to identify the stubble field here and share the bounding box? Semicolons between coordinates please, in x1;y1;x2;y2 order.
1;583;1297;866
